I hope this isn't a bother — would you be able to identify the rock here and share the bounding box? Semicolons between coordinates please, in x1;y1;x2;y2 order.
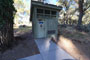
19;25;26;28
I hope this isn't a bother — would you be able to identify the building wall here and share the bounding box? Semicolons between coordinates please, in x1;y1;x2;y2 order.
32;6;59;38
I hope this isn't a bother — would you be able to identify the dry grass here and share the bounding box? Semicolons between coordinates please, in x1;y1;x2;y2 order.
14;26;32;36
56;26;90;60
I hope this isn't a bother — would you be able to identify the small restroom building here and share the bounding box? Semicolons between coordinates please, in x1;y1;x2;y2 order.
31;1;62;38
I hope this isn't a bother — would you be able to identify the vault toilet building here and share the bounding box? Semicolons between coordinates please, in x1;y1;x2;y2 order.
31;1;62;38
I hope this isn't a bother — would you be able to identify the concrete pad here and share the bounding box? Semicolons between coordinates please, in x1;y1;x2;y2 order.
41;49;74;60
35;38;75;60
35;38;59;53
18;38;75;60
18;54;43;60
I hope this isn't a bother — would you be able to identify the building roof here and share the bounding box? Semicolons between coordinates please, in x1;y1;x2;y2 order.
32;1;62;10
30;1;62;21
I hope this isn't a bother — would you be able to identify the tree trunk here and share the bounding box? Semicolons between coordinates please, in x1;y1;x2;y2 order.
0;0;16;51
0;21;14;47
77;12;83;27
77;0;84;28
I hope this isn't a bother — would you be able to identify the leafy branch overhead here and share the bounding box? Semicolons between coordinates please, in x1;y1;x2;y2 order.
0;0;16;28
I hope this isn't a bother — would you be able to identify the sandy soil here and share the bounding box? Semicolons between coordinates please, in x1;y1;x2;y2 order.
53;26;90;60
0;27;40;60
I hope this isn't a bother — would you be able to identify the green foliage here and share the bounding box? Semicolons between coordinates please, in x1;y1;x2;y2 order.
58;0;78;25
0;0;16;28
14;0;30;25
58;0;90;26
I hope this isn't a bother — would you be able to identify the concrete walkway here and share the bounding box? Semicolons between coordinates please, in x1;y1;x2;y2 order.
18;38;75;60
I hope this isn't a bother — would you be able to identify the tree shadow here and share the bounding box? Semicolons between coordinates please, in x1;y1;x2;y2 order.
0;25;40;60
54;25;90;60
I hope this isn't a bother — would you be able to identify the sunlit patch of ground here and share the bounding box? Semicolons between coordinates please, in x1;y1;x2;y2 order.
14;25;32;36
54;26;90;60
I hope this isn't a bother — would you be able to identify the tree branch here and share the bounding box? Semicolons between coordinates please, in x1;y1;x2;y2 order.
84;5;90;12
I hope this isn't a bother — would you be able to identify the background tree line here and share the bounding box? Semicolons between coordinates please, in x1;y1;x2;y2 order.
57;0;90;30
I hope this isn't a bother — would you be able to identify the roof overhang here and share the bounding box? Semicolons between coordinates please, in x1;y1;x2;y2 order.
30;1;62;21
32;1;62;11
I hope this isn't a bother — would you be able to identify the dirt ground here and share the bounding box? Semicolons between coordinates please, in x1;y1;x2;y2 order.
0;26;40;60
53;26;90;60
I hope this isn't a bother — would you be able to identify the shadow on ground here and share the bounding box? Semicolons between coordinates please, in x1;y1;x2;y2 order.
53;25;90;60
0;26;40;60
